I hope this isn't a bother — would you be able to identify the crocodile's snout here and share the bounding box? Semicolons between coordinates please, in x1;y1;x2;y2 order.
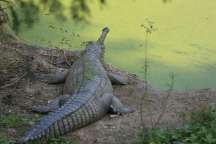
102;27;109;33
97;27;110;44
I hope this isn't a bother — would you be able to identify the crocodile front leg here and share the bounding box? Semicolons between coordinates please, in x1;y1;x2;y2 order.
35;70;68;84
110;96;135;114
107;71;128;85
32;94;70;113
36;69;128;85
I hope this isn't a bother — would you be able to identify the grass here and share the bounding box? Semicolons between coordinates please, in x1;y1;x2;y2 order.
134;106;216;144
0;138;15;144
0;114;31;128
0;114;31;144
48;137;79;144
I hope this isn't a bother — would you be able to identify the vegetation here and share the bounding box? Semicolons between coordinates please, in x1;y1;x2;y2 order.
134;106;216;144
139;18;157;130
0;115;27;144
0;114;31;128
48;137;79;144
0;0;170;33
0;138;15;144
0;0;106;32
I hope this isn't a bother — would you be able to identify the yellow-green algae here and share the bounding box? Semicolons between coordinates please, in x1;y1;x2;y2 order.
18;0;216;90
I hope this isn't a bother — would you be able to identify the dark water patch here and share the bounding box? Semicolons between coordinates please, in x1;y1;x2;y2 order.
135;59;216;91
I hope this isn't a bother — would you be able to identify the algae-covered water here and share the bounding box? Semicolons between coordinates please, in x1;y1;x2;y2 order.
19;0;216;90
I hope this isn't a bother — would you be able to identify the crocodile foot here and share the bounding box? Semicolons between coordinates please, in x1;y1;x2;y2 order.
110;96;135;115
32;94;70;113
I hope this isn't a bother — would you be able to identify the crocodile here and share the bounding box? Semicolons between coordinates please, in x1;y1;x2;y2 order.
18;27;134;144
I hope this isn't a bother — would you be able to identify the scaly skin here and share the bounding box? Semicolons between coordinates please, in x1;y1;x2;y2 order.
18;28;134;144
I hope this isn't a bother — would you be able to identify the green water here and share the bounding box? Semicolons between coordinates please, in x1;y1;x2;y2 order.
19;0;216;90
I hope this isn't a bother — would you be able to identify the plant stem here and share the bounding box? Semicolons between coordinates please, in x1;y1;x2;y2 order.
140;31;150;138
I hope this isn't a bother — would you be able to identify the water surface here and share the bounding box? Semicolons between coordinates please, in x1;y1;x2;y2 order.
19;0;216;90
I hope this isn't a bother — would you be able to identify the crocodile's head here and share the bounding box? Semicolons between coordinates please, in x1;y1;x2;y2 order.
85;27;109;61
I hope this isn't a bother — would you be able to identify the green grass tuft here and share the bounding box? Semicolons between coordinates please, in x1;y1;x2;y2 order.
0;114;31;128
0;138;15;144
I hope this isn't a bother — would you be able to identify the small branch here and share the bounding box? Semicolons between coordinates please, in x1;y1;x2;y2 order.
0;72;27;89
61;49;72;66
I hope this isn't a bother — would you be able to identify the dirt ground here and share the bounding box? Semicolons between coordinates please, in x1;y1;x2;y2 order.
1;66;216;144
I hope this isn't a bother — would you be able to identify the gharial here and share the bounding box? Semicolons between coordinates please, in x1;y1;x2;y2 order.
18;27;134;144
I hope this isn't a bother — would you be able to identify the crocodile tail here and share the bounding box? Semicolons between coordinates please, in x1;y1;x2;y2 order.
18;89;96;143
18;106;73;143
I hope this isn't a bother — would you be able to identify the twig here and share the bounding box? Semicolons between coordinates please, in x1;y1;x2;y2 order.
62;49;71;66
0;72;27;89
139;23;151;141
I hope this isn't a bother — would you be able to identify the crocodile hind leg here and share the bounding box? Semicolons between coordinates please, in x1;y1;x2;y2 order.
109;96;135;115
32;94;70;113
